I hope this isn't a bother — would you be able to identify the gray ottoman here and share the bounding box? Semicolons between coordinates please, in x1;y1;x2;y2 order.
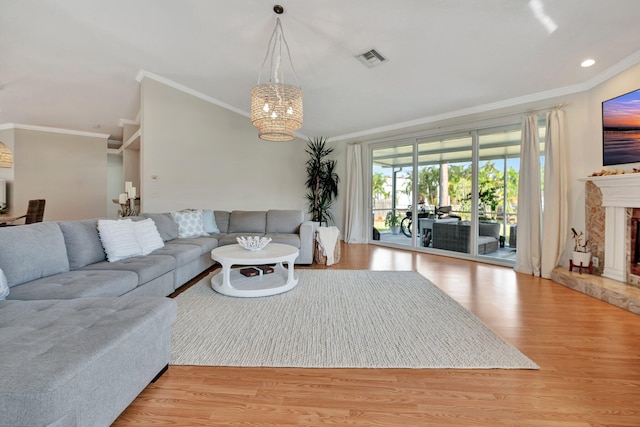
0;297;176;427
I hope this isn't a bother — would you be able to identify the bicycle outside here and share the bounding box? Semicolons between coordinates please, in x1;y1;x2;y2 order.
400;202;430;238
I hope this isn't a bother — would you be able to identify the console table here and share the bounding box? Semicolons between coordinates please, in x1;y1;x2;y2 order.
0;212;25;225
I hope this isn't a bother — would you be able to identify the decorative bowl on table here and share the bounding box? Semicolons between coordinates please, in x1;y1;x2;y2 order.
236;236;272;251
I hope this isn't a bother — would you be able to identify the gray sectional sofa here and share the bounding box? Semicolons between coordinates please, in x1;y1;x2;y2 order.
0;209;315;426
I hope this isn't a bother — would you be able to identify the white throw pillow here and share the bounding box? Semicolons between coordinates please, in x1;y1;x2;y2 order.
0;268;9;300
97;219;143;262
134;218;165;255
202;209;220;233
171;210;209;238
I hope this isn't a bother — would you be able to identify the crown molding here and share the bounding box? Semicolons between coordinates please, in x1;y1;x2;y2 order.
118;118;139;128
583;48;640;90
136;69;249;118
0;123;110;139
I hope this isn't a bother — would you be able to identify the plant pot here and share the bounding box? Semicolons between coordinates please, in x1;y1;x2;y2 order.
391;225;400;235
572;251;591;267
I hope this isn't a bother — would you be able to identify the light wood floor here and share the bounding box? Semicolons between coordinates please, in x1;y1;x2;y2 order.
113;243;640;426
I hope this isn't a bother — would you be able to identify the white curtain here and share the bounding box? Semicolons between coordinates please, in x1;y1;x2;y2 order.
540;109;568;278
344;144;367;243
515;114;542;275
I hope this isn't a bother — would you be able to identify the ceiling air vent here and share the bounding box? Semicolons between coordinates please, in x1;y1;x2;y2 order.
356;49;388;68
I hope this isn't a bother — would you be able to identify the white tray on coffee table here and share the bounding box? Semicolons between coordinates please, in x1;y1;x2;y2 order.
210;243;299;297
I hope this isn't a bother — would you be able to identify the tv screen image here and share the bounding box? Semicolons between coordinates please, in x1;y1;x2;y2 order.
602;88;640;166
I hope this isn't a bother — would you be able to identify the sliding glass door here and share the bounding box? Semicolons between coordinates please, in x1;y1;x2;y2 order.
416;133;473;254
371;144;413;247
369;121;545;265
476;126;524;261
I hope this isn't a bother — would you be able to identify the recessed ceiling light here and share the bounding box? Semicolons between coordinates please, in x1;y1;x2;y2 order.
581;59;595;68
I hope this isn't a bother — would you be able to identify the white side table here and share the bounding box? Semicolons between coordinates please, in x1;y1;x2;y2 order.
210;243;299;297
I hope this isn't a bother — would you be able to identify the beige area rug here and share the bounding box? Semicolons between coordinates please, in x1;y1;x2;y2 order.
171;270;538;369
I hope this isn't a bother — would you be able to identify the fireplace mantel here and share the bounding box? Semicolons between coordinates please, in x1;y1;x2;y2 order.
579;173;640;282
580;174;640;207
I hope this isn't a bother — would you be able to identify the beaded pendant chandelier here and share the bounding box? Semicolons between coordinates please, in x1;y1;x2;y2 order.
251;5;303;142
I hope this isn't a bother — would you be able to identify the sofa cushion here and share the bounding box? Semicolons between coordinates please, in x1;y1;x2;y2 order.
168;236;218;255
0;222;70;287
0;297;176;427
479;221;500;239
134;218;165;255
228;211;266;234
81;255;176;286
57;219;106;269
266;233;301;248
97;219;143;262
6;270;139;300
152;242;201;266
213;210;230;233
141;213;179;242
266;210;303;234
218;232;265;246
172;210;208;238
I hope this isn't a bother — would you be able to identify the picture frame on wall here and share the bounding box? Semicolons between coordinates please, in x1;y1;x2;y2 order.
602;88;640;166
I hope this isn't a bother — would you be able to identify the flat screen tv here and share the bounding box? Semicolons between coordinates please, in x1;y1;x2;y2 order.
602;88;640;166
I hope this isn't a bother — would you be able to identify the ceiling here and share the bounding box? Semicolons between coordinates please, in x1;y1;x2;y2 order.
1;0;640;143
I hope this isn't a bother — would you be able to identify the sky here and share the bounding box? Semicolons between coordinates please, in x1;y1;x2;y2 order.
603;89;640;129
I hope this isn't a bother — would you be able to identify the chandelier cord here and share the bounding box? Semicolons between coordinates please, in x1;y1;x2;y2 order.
257;21;278;85
256;18;300;88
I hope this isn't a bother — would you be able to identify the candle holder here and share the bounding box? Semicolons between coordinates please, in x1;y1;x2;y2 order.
116;185;138;217
127;198;138;216
119;198;138;217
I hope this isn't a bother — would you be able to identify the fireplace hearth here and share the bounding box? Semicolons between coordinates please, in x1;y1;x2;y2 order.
551;266;640;315
551;174;640;315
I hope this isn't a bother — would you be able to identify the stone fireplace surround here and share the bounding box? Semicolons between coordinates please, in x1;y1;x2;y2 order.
551;173;640;315
630;210;640;278
583;173;640;284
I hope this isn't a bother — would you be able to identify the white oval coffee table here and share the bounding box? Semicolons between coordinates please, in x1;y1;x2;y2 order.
210;243;299;297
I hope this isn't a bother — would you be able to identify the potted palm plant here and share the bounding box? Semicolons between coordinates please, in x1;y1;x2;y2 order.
385;212;401;235
305;137;339;225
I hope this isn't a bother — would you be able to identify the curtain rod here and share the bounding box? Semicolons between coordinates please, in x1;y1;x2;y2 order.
525;103;567;115
449;102;569;126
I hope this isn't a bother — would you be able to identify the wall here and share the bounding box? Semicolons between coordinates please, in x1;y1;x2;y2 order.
568;63;640;259
329;139;347;231
107;153;124;219
584;63;640;174
570;63;640;272
13;128;108;221
139;77;309;214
